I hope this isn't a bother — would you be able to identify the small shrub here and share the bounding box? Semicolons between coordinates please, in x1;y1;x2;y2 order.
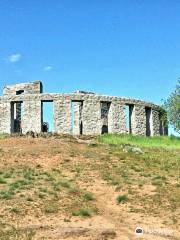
0;190;14;199
83;192;94;201
9;180;29;191
59;180;71;188
44;204;58;214
72;208;92;217
68;187;79;194
116;194;128;204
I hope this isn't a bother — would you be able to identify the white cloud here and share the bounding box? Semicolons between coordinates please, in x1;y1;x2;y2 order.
43;65;53;72
7;53;22;63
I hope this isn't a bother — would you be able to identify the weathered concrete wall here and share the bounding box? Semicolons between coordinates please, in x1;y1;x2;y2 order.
0;102;11;134
0;81;168;136
54;99;72;134
151;109;160;136
73;101;83;135
108;101;126;134
131;105;146;135
22;100;42;134
82;99;101;135
3;81;42;95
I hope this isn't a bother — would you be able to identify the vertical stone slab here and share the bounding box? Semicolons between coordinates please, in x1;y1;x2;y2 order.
131;105;146;135
73;101;83;135
22;100;42;134
108;101;126;134
151;109;160;136
82;99;101;135
54;99;72;134
0;102;11;134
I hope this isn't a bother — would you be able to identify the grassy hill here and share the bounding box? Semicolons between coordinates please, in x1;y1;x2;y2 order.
0;134;179;240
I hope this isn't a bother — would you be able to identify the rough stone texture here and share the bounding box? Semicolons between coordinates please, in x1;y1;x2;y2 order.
82;99;101;135
0;102;11;134
54;99;72;134
108;101;126;134
73;101;83;135
151;109;160;136
131;105;146;135
0;81;168;136
22;100;42;134
3;81;42;95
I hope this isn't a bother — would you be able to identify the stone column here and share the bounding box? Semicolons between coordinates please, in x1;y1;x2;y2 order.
131;105;146;135
82;99;101;135
151;109;160;136
108;101;126;134
54;99;72;134
0;102;11;134
22;100;42;134
73;101;83;135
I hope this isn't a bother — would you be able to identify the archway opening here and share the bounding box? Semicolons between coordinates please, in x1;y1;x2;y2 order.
101;125;108;134
41;101;54;132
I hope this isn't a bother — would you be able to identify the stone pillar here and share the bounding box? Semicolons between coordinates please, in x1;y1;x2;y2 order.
82;99;101;135
22;100;42;134
54;99;72;134
151;109;160;136
0;102;11;134
131;105;146;135
108;101;126;134
73;101;83;135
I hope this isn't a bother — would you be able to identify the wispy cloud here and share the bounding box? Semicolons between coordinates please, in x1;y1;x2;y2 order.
7;53;22;63
43;65;53;72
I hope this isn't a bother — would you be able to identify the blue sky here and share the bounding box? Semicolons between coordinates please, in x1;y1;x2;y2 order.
0;1;179;134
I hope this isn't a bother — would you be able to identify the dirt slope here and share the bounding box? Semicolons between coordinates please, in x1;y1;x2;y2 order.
0;136;179;239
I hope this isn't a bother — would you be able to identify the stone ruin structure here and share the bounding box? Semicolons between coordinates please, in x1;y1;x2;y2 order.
0;81;168;136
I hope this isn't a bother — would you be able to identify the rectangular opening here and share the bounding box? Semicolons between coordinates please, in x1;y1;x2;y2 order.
11;101;23;133
41;101;54;132
145;107;151;136
71;101;83;135
16;90;24;95
125;104;133;134
101;101;111;134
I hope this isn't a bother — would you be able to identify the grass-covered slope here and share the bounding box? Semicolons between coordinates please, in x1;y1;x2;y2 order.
98;134;180;149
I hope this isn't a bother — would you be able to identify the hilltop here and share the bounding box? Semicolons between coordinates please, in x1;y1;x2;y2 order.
0;134;179;240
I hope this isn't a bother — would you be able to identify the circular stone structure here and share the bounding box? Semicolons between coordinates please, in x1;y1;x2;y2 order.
0;81;168;136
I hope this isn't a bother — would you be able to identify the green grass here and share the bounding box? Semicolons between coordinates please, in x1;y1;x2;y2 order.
83;192;94;201
0;190;14;199
0;133;9;139
0;224;36;240
72;208;93;217
116;194;128;204
0;178;7;184
0;166;97;220
44;203;59;214
98;134;180;149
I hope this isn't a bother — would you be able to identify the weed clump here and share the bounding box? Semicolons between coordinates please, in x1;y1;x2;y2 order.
116;194;128;204
72;208;92;217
